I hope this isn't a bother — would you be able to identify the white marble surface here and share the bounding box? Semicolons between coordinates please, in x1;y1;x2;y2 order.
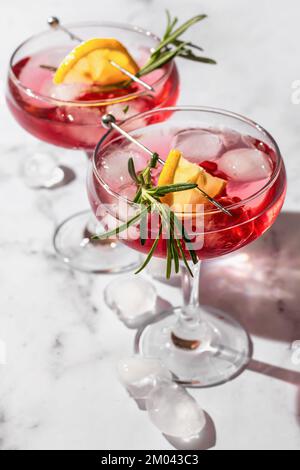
0;0;300;450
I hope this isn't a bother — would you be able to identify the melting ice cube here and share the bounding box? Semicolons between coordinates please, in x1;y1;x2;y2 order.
20;151;64;189
117;356;172;399
146;382;206;439
101;146;147;188
218;148;272;182
48;83;88;102
172;129;223;162
104;277;157;328
220;129;241;149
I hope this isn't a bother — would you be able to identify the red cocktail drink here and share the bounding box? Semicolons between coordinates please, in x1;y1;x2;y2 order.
89;118;286;261
7;24;179;151
89;106;287;387
8;50;178;151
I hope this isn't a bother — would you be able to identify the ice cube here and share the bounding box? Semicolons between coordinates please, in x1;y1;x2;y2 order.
172;129;223;162
241;135;270;153
117;356;172;399
55;104;101;125
218;148;272;182
48;83;87;102
104;277;157;328
20;151;64;189
101;146;147;188
220;129;241;149
146;382;206;438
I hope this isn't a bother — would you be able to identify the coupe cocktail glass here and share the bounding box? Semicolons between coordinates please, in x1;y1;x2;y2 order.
88;106;287;387
7;22;179;272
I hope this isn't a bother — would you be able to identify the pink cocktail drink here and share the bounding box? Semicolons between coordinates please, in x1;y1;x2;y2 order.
88;106;287;387
7;44;179;151
89;123;286;261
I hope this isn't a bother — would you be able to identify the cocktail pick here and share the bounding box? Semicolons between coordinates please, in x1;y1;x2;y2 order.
102;113;164;164
108;60;154;92
101;114;232;216
47;16;82;42
47;17;155;92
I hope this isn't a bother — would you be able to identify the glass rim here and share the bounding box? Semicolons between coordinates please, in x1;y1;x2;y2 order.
8;21;174;107
92;105;284;215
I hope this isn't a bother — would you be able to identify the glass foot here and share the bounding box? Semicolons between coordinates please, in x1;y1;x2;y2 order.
135;306;252;388
53;210;141;273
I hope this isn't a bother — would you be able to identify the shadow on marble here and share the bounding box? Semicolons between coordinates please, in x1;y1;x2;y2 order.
248;360;300;429
156;297;173;317
163;411;216;451
248;359;300;385
200;211;300;343
42;165;76;190
132;396;147;411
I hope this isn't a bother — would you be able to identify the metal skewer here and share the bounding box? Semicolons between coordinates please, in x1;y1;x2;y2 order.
102;113;164;164
47;17;155;92
109;60;154;92
101;114;232;216
48;16;82;42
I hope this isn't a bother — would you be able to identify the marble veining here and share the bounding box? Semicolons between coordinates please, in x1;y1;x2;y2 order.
0;0;300;450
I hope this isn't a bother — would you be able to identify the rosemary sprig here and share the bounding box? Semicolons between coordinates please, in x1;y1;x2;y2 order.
40;11;215;93
94;153;200;278
137;11;216;78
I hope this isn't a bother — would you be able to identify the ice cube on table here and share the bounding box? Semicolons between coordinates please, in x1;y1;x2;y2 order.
146;382;206;439
218;148;272;182
172;129;223;162
118;356;172;399
20;151;63;189
104;277;157;328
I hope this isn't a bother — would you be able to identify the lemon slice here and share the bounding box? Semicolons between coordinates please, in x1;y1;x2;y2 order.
157;149;182;206
53;38;139;86
158;149;227;211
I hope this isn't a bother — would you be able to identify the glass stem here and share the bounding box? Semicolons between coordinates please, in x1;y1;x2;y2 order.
172;261;212;350
182;261;201;311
